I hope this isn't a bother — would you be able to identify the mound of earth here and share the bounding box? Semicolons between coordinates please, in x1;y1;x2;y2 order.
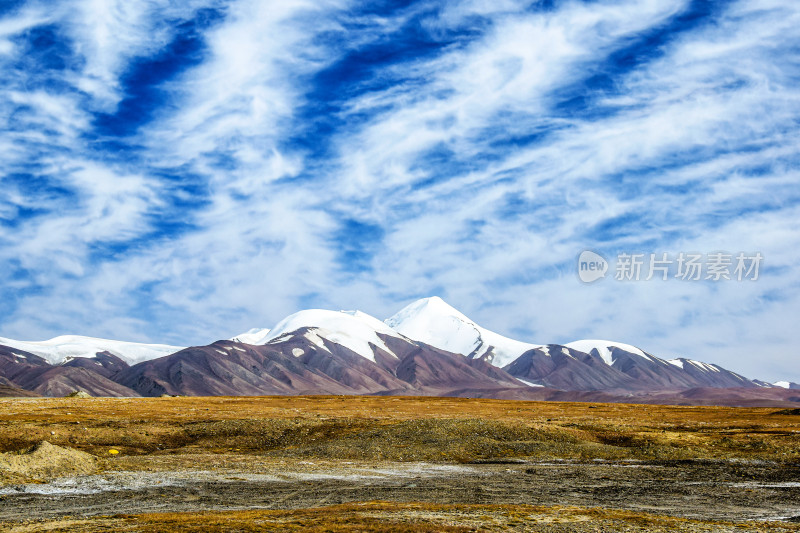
0;441;97;483
65;390;92;398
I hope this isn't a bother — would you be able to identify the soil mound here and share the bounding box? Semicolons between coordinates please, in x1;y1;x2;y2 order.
65;390;92;398
0;441;97;483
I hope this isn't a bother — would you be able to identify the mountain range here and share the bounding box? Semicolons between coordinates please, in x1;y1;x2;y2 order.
1;297;798;406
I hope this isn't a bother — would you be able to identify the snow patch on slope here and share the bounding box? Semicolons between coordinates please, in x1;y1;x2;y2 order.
565;340;652;366
0;335;182;365
301;331;331;352
516;377;545;388
539;346;551;357
385;296;541;367
688;359;720;373
670;358;731;375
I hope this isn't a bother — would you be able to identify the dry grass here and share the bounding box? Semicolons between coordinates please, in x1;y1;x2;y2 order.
3;502;799;532
2;397;799;532
1;395;798;464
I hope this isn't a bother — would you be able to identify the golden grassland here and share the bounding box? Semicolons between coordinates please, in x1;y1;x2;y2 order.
4;503;800;533
2;396;799;532
0;395;798;463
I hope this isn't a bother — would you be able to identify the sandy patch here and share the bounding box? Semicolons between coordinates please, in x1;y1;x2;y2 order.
0;441;97;483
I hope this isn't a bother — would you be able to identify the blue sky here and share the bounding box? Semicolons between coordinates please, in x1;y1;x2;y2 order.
1;0;798;382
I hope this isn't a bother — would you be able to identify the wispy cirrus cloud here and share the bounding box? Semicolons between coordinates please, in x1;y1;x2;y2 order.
0;0;798;382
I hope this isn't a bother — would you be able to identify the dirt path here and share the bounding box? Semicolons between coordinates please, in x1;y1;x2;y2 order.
1;460;798;524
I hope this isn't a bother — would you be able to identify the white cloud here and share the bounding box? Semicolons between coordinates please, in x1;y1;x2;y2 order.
0;0;798;383
63;0;219;110
308;0;800;380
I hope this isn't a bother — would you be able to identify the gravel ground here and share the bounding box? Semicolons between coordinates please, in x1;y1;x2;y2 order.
0;458;798;524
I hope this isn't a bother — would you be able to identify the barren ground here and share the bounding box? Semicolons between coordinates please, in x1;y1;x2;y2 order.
1;396;799;531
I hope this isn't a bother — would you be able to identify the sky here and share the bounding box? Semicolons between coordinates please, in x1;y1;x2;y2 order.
0;0;798;383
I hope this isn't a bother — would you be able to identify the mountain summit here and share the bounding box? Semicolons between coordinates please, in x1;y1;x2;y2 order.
386;296;541;367
0;335;182;366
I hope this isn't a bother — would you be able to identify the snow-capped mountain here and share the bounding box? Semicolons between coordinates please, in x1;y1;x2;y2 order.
529;339;756;390
0;335;182;366
775;381;800;390
261;309;404;363
564;340;653;366
1;296;797;403
504;344;639;391
386;306;766;391
385;296;541;367
0;344;139;397
116;335;527;398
